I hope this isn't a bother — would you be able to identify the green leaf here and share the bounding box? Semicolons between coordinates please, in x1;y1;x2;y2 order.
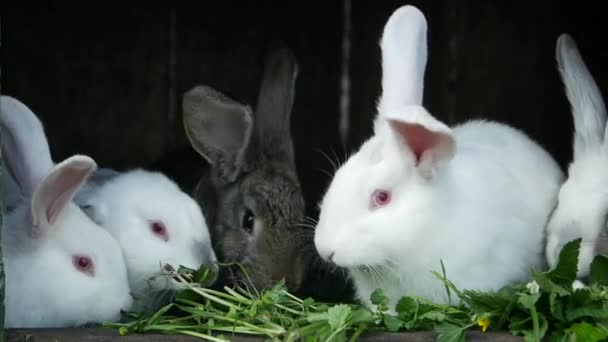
547;239;581;286
262;281;287;304
395;297;418;316
383;315;404;332
565;288;608;321
350;308;375;324
247;300;260;317
370;288;389;312
434;323;465;342
509;315;532;336
533;271;570;297
327;304;352;330
416;302;438;316
302;298;315;308
225;306;238;318
173;289;200;303
566;322;608;342
565;304;608;321
590;255;608;286
546;329;572;342
549;292;566;322
518;292;541;310
419;310;448;322
331;331;348;342
462;287;517;314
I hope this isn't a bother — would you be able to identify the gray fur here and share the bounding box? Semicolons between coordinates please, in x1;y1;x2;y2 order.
183;43;308;290
73;167;121;218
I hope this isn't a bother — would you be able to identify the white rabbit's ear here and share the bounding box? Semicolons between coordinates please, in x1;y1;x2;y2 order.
556;34;608;157
385;106;454;177
0;96;55;196
30;155;97;237
72;168;118;224
377;5;428;116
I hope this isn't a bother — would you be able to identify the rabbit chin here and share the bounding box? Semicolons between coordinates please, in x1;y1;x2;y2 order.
330;244;387;270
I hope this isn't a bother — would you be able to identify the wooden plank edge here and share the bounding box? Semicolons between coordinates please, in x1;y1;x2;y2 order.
4;328;523;341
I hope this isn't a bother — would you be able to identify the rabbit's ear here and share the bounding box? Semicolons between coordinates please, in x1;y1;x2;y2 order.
556;34;608;157
254;42;298;166
30;155;96;237
377;5;428;116
385;106;454;178
183;85;253;182
0;96;55;196
72;170;115;225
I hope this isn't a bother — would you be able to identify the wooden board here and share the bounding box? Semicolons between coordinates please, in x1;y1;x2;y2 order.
4;328;523;342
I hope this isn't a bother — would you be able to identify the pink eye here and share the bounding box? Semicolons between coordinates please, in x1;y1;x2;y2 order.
371;190;391;208
73;255;95;276
150;221;169;242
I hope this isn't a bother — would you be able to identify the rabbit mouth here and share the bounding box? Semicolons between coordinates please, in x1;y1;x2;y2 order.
208;260;273;291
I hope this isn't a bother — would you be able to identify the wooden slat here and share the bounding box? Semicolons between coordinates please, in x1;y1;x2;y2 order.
1;3;171;169
4;328;523;342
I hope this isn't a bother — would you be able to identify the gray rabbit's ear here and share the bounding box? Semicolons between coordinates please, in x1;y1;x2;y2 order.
183;85;254;182
254;43;299;167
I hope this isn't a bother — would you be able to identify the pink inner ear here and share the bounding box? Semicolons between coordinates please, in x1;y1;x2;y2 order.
391;122;440;164
47;183;79;225
37;166;91;226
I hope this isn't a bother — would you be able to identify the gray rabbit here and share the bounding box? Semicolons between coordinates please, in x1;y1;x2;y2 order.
182;43;309;291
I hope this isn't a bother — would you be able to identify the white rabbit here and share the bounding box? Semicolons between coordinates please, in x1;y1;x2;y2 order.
73;168;218;311
0;95;133;327
313;5;564;309
1;150;22;212
545;34;608;278
0;96;217;312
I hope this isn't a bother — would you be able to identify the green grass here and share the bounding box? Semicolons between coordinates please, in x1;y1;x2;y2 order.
105;239;608;342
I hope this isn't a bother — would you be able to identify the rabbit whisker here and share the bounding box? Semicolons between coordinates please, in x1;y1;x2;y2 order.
318;167;335;179
315;148;339;172
293;223;316;230
303;216;319;225
330;147;344;169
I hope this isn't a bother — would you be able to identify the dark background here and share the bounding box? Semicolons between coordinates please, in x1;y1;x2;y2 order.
2;1;608;217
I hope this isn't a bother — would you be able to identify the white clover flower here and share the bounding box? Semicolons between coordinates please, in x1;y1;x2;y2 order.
571;280;588;291
526;280;540;294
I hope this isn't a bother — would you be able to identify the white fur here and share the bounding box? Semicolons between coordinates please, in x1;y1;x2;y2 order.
545;34;608;278
378;5;427;116
75;169;217;308
0;96;54;194
1;96;133;327
314;6;564;309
